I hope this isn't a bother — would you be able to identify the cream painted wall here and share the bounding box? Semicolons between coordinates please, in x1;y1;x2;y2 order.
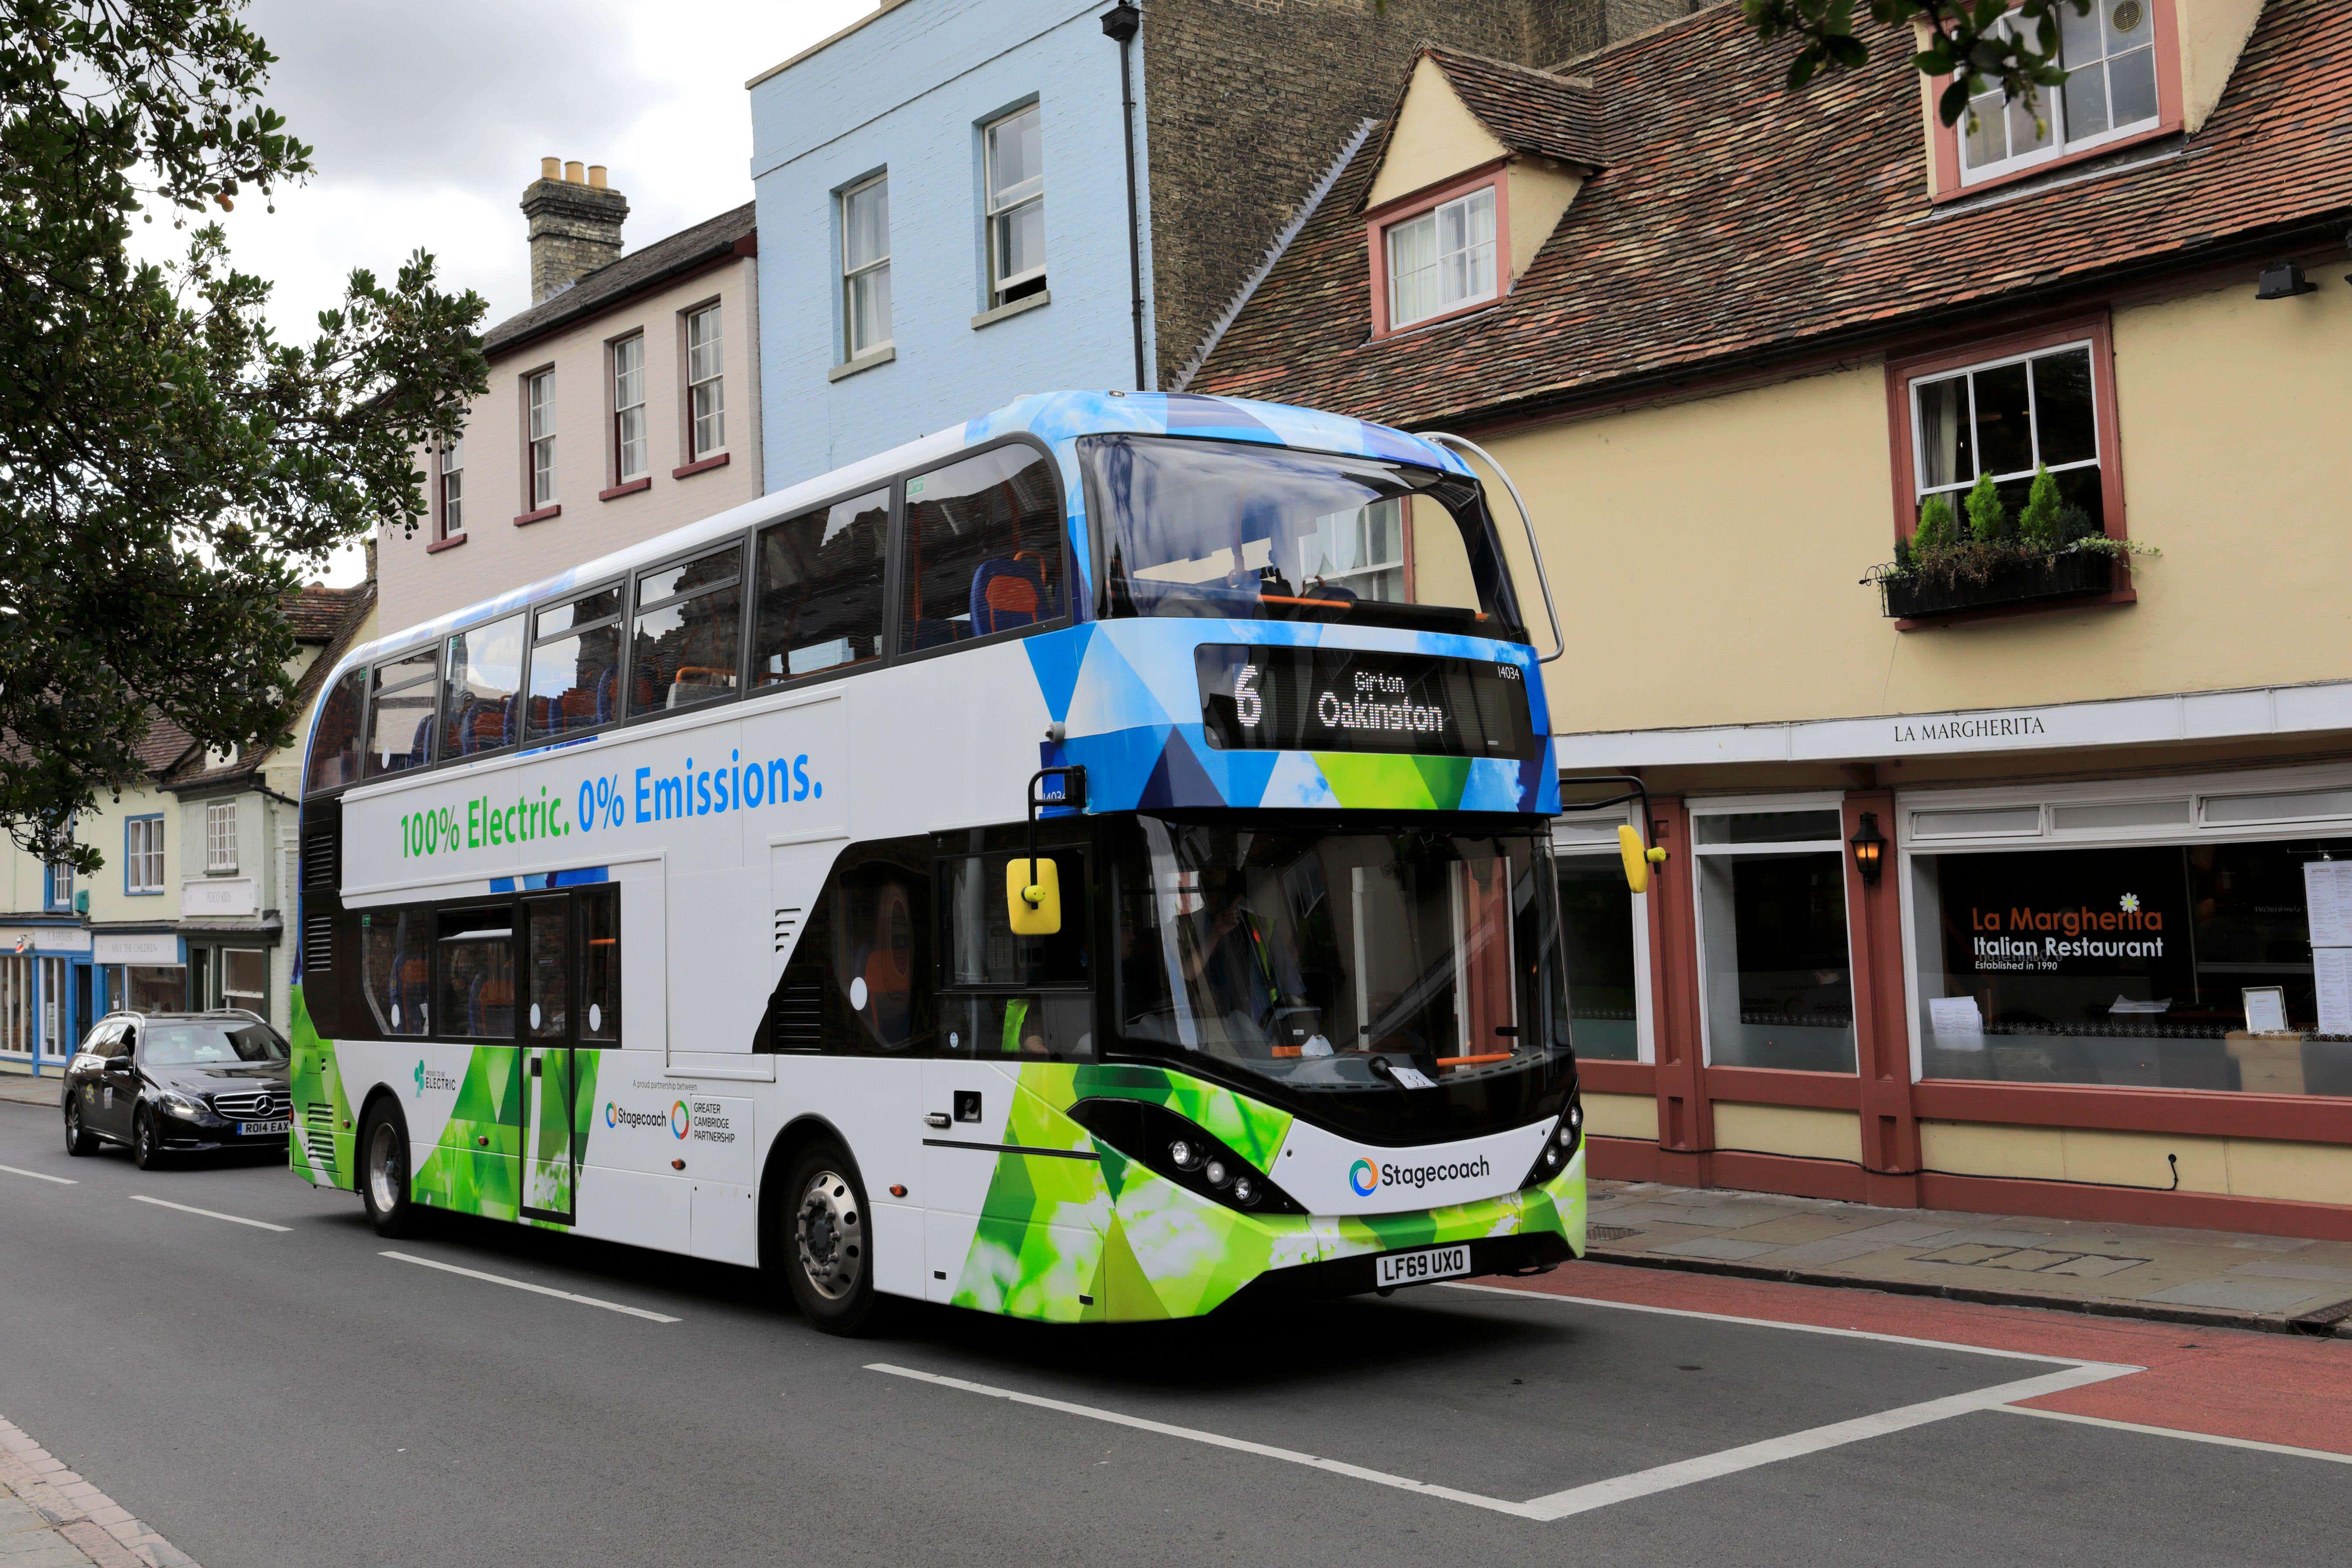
1505;160;1583;280
1920;1119;2352;1205
1584;1090;1660;1142
1712;1102;1865;1164
1365;58;1508;210
2176;0;2268;134
1477;277;2352;737
380;256;763;639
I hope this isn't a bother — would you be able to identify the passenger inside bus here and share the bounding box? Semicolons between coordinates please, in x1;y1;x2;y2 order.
853;882;915;1046
1176;865;1314;1054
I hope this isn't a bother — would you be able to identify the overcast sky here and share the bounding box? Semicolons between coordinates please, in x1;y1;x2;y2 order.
138;0;876;585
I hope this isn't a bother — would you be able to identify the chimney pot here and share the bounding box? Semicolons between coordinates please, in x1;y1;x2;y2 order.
541;155;560;180
588;164;608;189
564;160;585;184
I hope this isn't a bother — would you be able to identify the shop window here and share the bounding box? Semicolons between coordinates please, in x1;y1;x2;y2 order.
362;909;433;1036
896;445;1063;653
939;848;1092;1059
222;949;267;1016
365;648;441;778
307;669;365;793
440;614;526;760
1693;807;1856;1073
629;544;741;716
752;488;888;685
128;966;184;1013
0;956;28;1055
527;586;623;740
1555;846;1642;1061
437;908;515;1040
1911;838;2352;1097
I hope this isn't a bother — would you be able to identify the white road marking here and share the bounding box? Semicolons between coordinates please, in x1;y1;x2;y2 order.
1995;1403;2352;1465
865;1363;1532;1518
130;1193;289;1231
380;1250;680;1322
0;1164;76;1185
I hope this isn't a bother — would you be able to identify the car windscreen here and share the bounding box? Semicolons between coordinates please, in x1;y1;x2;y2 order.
140;1022;289;1065
1083;434;1525;639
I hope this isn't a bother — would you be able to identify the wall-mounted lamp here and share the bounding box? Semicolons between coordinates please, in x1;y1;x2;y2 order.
1849;811;1887;887
2255;260;2317;300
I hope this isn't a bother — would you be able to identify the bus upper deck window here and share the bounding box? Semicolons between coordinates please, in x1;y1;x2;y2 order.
364;649;440;779
306;669;366;794
754;488;887;684
439;614;526;761
630;545;742;717
528;586;623;740
897;446;1062;654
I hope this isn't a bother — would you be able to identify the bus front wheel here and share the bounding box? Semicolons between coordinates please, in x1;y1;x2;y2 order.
779;1142;880;1335
360;1105;419;1238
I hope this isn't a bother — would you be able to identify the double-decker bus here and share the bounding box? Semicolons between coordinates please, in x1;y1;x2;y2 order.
291;391;1591;1332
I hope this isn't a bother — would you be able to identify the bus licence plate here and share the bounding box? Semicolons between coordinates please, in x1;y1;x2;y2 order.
1375;1245;1471;1289
237;1119;290;1136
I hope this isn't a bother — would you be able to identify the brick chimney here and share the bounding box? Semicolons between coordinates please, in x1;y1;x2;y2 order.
521;157;629;304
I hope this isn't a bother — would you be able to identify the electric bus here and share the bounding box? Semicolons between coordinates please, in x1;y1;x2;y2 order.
290;391;1590;1332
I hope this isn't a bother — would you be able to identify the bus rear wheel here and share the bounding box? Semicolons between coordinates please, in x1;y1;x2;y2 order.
360;1105;419;1238
780;1143;880;1335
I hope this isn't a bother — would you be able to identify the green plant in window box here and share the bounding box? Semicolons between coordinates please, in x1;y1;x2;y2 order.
1965;470;2010;544
1865;467;2156;613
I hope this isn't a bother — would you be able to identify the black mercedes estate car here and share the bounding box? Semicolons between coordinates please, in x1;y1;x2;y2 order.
62;1010;294;1168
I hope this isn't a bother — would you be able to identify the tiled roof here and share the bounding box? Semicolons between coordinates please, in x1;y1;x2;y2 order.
284;582;368;642
1196;0;2352;429
132;714;197;777
165;579;376;790
482;202;755;360
1409;46;1606;172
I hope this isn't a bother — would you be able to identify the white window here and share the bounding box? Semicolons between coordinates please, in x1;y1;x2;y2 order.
841;174;891;359
438;436;464;537
983;105;1045;308
127;816;165;894
45;860;73;911
527;369;556;507
1960;2;2160;184
612;335;646;484
1296;497;1408;603
1911;341;2103;535
206;799;238;874
1386;186;1496;330
1689;802;1858;1075
686;304;724;458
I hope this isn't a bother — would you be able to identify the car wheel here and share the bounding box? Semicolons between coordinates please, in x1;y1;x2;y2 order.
778;1142;882;1336
359;1105;418;1238
64;1099;97;1157
131;1109;165;1170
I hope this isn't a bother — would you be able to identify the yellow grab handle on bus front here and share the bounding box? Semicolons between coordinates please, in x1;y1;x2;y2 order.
1618;824;1651;895
1006;857;1061;936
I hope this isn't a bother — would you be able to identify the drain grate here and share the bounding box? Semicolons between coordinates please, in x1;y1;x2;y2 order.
1588;1225;1640;1241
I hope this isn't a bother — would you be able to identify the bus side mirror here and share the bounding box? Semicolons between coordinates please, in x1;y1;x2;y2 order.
1006;857;1061;936
1618;825;1665;895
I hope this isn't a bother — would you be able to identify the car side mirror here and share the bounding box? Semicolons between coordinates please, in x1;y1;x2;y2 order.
1006;856;1061;936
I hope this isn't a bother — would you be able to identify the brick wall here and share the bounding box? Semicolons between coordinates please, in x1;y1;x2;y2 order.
1142;0;1708;385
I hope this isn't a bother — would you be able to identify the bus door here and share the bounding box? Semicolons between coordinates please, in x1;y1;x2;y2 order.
517;896;577;1224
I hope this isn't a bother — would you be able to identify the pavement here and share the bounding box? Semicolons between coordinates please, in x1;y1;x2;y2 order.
1;1094;2349;1566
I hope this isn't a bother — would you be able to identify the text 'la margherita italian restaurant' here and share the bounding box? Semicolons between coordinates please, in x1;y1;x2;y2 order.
1190;2;2352;1236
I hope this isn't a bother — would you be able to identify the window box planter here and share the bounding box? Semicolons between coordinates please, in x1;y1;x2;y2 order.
1873;548;2113;620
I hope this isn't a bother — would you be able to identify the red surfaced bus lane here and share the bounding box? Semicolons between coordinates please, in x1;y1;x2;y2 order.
1485;1260;2352;1459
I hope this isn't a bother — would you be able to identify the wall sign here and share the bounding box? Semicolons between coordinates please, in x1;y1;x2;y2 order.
182;877;258;918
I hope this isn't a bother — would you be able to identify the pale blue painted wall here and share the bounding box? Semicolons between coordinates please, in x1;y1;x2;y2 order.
749;0;1155;490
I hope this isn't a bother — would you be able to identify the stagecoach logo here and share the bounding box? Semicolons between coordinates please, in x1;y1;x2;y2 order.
412;1062;460;1097
603;1101;675;1133
1348;1153;1493;1195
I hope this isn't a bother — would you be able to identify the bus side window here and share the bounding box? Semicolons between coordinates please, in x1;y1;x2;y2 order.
437;908;516;1040
897;446;1063;653
753;488;887;685
365;649;440;778
307;669;365;794
830;857;931;1053
577;885;620;1044
360;910;433;1037
937;849;1092;1059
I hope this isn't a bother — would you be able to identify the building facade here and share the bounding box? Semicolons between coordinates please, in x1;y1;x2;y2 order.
745;0;1694;485
1194;1;2352;1237
380;160;763;639
0;582;374;1068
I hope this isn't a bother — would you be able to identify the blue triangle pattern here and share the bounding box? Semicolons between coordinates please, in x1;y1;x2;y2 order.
1024;625;1092;724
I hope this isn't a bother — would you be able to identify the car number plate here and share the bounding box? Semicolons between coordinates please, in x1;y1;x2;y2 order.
1375;1244;1471;1289
237;1119;291;1135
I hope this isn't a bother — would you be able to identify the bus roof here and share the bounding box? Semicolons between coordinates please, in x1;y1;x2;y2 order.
333;390;1470;683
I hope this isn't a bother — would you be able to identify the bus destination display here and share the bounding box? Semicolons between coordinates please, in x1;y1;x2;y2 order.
1196;644;1540;758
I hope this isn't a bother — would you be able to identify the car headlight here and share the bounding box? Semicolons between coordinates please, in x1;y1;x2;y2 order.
162;1092;206;1120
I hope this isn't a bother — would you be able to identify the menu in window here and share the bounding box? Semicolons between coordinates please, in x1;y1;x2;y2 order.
2315;947;2352;1038
2302;860;2352;947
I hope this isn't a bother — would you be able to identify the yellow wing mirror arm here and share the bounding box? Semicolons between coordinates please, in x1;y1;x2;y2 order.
1008;765;1088;936
1558;773;1668;895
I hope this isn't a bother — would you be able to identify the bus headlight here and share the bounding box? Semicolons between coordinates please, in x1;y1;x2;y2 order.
1068;1098;1305;1217
1203;1158;1231;1188
1168;1138;1202;1171
1519;1085;1583;1190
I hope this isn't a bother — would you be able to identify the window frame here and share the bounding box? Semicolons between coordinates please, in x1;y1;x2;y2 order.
608;331;649;492
204;798;239;875
839;171;892;363
622;537;750;725
523;366;558;514
749;483;893;698
125;814;166;896
681;301;725;463
435;436;465;542
1686;792;1863;1076
1364;162;1509;338
1928;2;2183;200
885;433;1074;672
436;611;531;766
44;857;74;912
1883;313;2132;623
522;578;629;749
359;644;445;783
982;102;1047;310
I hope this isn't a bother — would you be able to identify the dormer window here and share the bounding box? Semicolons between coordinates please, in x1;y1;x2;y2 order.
1386;186;1496;329
1957;3;2165;186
